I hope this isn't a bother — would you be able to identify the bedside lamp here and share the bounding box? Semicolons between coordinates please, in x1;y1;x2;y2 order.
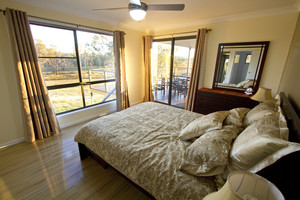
251;87;272;102
204;171;284;200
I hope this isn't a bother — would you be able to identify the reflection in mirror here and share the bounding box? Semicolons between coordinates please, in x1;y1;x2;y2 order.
213;41;269;93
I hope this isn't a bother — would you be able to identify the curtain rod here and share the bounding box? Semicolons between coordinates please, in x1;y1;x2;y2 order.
154;29;212;37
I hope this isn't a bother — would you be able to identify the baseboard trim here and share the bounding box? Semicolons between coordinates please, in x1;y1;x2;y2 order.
59;101;143;129
131;100;144;106
59;109;117;129
59;114;102;129
0;138;25;150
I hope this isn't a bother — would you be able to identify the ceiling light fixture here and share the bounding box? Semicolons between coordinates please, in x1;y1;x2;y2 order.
129;2;147;21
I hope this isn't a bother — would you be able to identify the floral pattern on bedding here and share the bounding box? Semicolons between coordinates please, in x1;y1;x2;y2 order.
74;102;216;200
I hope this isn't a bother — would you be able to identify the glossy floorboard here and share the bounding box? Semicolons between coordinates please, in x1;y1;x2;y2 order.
154;89;186;108
0;124;150;200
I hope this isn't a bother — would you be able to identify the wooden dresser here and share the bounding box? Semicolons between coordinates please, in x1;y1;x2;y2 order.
193;88;258;114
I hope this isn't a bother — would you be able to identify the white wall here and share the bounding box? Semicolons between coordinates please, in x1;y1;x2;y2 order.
0;14;25;147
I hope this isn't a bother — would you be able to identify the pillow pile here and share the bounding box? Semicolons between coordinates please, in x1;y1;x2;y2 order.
224;107;250;127
215;103;297;188
180;125;242;176
230;113;288;170
178;110;246;176
178;101;295;180
179;111;229;140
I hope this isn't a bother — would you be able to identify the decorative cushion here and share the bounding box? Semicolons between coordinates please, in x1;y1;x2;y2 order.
180;125;242;176
224;107;250;127
215;110;293;189
231;114;285;169
179;111;229;140
243;100;277;126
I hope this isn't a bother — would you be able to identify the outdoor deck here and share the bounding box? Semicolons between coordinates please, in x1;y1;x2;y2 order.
153;88;187;108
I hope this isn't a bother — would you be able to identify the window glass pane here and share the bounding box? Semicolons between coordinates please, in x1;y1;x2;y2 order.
171;38;196;108
151;41;171;104
84;82;116;106
77;31;114;82
31;24;79;87
30;24;76;57
38;58;79;86
48;86;83;114
30;22;116;114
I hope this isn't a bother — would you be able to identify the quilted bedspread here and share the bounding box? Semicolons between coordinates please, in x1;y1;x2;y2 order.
74;102;216;199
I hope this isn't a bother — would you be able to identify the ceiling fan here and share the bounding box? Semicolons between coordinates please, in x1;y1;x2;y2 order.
93;0;185;21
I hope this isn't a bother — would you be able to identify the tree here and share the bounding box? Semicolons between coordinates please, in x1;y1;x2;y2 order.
85;35;114;68
34;39;74;75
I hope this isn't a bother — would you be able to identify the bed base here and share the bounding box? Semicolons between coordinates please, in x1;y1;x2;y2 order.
78;143;156;200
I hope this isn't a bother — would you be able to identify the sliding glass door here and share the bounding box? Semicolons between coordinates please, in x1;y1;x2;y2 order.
151;41;171;104
151;36;196;108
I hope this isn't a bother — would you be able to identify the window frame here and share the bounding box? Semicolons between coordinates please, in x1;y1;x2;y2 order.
30;20;116;115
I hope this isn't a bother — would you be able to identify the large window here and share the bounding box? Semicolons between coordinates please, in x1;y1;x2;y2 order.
151;36;196;108
30;23;115;114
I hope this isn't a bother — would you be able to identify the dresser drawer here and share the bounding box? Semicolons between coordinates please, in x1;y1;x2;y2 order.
194;88;258;114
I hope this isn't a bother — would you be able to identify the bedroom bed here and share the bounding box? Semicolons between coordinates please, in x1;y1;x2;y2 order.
74;92;300;200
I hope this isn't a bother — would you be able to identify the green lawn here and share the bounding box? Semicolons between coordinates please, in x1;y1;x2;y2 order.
43;71;116;114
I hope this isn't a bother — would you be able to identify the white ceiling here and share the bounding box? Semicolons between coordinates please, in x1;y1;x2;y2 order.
13;0;300;32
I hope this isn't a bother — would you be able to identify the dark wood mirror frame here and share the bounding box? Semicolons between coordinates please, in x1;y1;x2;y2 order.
212;41;269;94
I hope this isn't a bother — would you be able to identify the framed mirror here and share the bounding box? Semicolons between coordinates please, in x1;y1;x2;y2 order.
212;41;269;94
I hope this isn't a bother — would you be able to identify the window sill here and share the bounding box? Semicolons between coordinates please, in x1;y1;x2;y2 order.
57;100;117;129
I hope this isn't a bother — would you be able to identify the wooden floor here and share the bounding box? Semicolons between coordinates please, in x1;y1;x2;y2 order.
0;124;150;200
153;89;186;108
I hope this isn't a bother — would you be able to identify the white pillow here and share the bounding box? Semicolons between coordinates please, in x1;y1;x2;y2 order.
179;111;229;140
216;140;300;190
243;100;277;126
230;113;290;170
180;125;242;176
249;141;300;174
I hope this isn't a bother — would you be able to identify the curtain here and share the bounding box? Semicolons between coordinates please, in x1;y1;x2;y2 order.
113;30;130;111
143;35;153;102
5;8;60;142
185;28;208;111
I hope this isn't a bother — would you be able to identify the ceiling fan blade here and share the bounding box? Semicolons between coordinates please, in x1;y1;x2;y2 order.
93;7;128;11
147;4;185;11
130;0;141;6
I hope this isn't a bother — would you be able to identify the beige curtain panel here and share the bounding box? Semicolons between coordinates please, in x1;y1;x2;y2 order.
143;35;154;102
5;8;61;142
113;30;130;111
185;28;208;111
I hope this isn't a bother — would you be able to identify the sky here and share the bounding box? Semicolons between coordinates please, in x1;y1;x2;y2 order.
30;24;112;54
